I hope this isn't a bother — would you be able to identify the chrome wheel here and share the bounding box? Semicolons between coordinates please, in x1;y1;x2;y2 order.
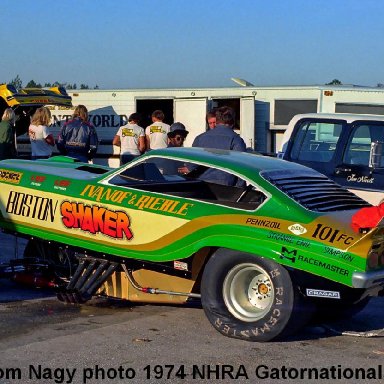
223;263;274;322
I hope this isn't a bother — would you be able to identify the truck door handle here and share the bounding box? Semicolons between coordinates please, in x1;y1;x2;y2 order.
335;167;352;174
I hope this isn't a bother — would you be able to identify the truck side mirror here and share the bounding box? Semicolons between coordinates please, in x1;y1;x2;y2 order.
369;141;383;169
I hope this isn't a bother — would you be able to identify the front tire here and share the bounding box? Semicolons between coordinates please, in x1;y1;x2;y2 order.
201;249;313;342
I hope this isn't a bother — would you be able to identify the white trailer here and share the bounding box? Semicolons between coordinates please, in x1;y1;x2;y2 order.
16;85;384;167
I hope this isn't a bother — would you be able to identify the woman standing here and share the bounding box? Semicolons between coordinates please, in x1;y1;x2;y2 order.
0;108;16;160
28;107;54;160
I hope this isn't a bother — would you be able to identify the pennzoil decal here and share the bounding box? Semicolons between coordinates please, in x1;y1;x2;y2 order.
0;169;22;184
60;201;133;240
245;217;281;229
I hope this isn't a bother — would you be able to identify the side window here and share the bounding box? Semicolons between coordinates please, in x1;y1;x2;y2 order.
290;121;342;162
107;157;266;210
343;124;384;166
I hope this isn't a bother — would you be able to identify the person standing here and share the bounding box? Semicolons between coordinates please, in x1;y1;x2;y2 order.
145;110;170;150
167;122;189;147
192;106;246;185
0;108;16;160
193;106;246;151
57;105;98;163
206;110;216;129
113;113;145;164
28;106;55;160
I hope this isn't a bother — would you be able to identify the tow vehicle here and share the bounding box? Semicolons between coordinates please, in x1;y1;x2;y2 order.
278;113;384;205
0;147;383;341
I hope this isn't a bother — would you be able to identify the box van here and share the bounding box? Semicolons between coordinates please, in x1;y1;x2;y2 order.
278;113;384;205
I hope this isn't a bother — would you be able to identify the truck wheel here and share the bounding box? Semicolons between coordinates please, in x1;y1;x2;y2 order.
201;250;313;342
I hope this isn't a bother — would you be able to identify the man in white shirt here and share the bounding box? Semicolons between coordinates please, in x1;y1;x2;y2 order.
145;110;170;150
113;113;145;164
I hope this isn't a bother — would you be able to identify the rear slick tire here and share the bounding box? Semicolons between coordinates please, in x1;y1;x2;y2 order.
201;249;313;342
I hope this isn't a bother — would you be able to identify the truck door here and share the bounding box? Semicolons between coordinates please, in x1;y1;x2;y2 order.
173;98;207;147
333;122;384;204
284;119;344;177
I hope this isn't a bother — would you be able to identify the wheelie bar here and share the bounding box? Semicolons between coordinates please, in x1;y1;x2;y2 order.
57;257;119;303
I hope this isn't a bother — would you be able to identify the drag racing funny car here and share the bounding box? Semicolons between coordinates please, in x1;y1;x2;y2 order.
0;147;384;342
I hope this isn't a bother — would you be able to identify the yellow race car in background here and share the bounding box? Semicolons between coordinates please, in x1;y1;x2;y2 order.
0;83;72;136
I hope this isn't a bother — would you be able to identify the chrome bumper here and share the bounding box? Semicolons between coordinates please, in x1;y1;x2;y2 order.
352;269;384;289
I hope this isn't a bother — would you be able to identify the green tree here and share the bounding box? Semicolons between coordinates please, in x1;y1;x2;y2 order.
326;79;342;85
9;75;22;90
26;80;42;88
80;84;89;89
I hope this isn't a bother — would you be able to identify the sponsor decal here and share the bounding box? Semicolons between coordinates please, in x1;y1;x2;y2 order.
0;169;22;184
311;224;354;245
60;201;133;240
279;246;349;276
297;254;349;276
306;289;340;299
173;260;188;271
80;185;194;216
347;174;374;184
288;223;307;235
279;246;297;263
30;175;46;187
54;179;71;191
267;232;294;244
6;191;57;222
323;246;354;262
246;218;281;229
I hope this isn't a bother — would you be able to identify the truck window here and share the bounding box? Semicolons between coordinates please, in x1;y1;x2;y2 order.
290;121;342;162
343;123;384;166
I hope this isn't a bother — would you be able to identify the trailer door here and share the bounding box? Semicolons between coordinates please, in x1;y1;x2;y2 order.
240;97;255;149
174;98;207;147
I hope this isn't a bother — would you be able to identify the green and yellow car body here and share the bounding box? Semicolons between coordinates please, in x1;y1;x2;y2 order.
0;148;383;340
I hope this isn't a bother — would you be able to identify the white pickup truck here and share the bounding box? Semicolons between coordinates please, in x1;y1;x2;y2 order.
278;113;384;205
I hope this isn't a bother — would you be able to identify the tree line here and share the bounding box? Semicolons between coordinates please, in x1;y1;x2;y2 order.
7;75;99;90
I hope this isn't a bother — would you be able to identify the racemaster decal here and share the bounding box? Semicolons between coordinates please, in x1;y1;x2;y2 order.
279;246;349;276
61;201;133;240
80;185;194;216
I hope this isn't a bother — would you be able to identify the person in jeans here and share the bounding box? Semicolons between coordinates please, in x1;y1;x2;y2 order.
29;106;55;160
57;105;98;163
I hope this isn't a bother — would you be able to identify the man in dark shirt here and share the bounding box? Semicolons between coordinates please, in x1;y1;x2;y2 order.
192;106;246;185
193;106;246;151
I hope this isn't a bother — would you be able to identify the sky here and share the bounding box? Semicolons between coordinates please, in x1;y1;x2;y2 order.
1;0;383;90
